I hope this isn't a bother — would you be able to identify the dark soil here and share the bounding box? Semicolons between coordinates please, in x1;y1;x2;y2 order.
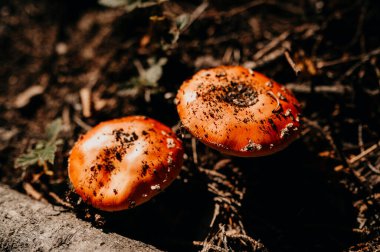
1;0;379;251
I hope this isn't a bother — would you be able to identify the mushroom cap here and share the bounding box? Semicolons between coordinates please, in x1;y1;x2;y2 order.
68;116;183;211
176;66;302;157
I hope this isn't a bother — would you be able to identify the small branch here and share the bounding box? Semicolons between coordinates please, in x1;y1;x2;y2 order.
191;137;198;165
339;47;380;81
285;82;352;95
253;31;290;61
181;1;209;33
302;118;342;161
245;46;287;69
197;161;266;251
73;115;92;131
348;140;380;166
48;191;74;209
79;87;92;118
23;182;47;203
316;47;380;69
284;51;301;75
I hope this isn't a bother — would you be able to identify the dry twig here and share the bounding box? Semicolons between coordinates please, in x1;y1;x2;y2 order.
196;161;267;251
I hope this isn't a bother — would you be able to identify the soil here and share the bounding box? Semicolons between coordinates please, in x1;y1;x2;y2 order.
1;0;379;251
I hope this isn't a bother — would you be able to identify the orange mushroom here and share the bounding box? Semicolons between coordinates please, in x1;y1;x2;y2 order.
68;116;183;211
176;66;302;157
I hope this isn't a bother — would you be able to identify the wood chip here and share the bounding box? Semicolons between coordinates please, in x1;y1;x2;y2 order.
14;85;45;108
284;50;301;75
23;182;47;203
79;87;92;118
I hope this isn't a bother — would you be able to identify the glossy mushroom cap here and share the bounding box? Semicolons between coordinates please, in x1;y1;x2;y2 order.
68;116;183;211
176;66;302;157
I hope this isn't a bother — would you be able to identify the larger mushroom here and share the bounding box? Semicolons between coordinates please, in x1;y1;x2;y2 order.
176;66;301;157
68;116;183;211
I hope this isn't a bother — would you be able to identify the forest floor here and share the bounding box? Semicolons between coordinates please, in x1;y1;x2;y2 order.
0;0;380;251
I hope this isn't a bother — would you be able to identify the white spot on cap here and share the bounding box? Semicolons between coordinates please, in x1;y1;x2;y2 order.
280;123;294;139
167;138;175;148
151;184;161;191
284;109;292;117
241;139;262;152
277;92;286;100
81;127;114;152
183;90;197;104
167;156;173;165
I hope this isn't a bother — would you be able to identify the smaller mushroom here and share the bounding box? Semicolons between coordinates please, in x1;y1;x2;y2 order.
68;116;183;211
176;66;302;157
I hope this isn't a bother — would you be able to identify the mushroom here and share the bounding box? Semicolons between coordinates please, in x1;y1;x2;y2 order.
176;66;301;157
68;116;183;211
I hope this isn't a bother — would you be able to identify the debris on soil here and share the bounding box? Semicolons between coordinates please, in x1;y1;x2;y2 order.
0;0;379;251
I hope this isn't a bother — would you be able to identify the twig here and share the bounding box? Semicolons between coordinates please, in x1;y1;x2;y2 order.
49;191;74;209
222;47;233;64
214;159;231;171
250;23;318;64
198;166;227;179
302;118;342;161
79;87;92;118
245;46;287;69
339;47;380;81
181;1;209;33
73;115;92;131
203;0;302;18
285;82;352;95
357;125;380;174
194;240;227;252
13;85;45;109
23;182;48;203
198;161;266;251
192;137;198;165
317;54;362;69
370;57;380;87
209;203;220;227
225;232;267;251
348;140;380;166
316;47;380;69
253;31;290;60
284;50;301;75
347;0;367;48
62;106;71;133
219;0;266;18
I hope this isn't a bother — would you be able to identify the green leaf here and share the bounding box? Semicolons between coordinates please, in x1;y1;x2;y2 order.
46;118;63;144
144;57;167;84
15;118;63;169
145;62;164;84
125;57;167;88
15;144;57;168
15;151;40;169
40;144;58;165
